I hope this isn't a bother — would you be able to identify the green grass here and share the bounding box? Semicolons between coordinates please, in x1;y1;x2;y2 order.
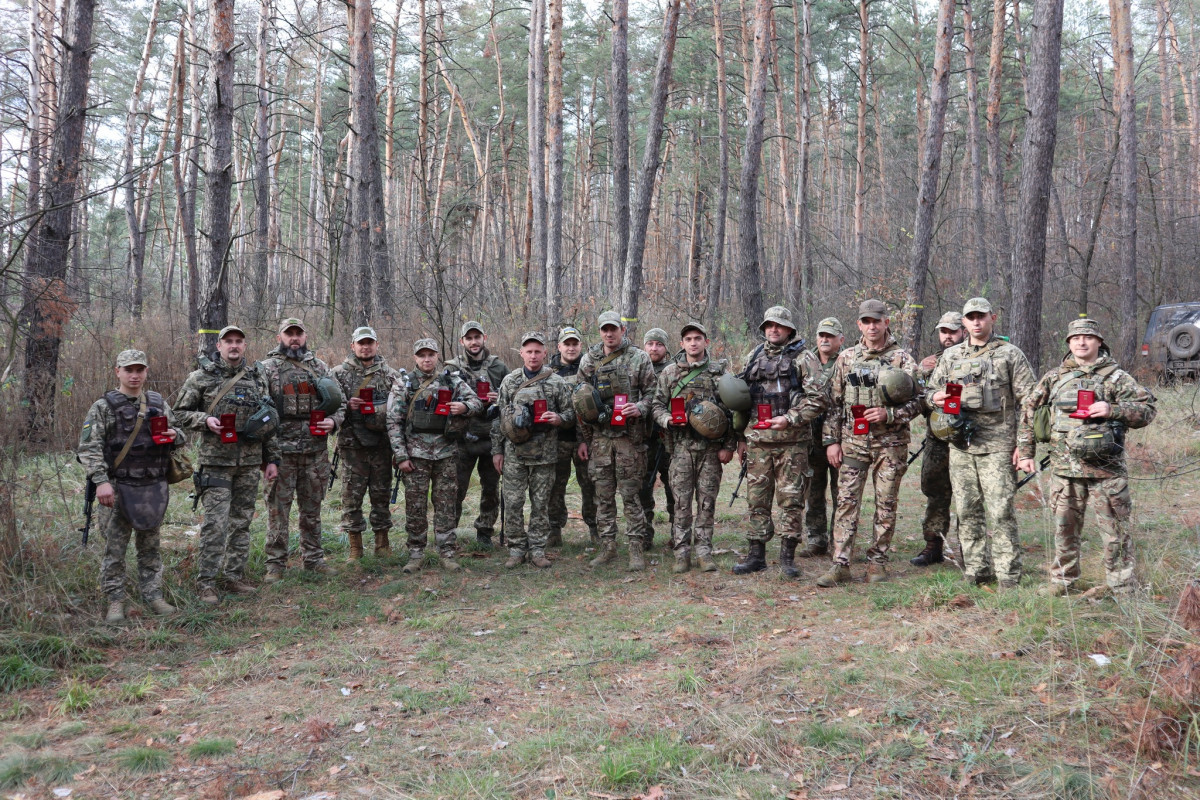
55;679;97;715
114;746;171;774
802;721;860;753
188;737;236;759
676;666;704;694
118;674;157;703
6;731;46;749
0;753;78;788
597;734;703;789
0;654;54;693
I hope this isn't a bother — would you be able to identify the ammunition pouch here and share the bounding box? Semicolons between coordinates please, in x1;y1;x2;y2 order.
1066;422;1123;463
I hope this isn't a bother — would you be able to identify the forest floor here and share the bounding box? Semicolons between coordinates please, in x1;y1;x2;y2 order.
3;387;1200;799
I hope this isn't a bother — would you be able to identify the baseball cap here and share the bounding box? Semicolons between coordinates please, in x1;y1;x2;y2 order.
520;331;548;346
816;317;843;336
460;320;485;338
597;310;623;329
558;326;582;344
218;325;246;340
115;349;148;368
681;321;708;338
352;326;378;343
962;297;993;316
278;317;306;335
413;337;440;355
934;311;963;331
857;299;888;320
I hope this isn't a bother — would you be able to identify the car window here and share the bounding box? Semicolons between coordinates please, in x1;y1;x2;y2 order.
1145;306;1200;340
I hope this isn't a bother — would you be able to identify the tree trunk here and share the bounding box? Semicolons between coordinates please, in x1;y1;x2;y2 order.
546;0;564;327
737;0;770;332
610;0;630;303
253;0;271;322
199;0;236;356
527;0;546;310
853;0;869;275
706;0;730;317
797;0;813;318
120;0;161;320
985;0;1011;279
962;0;988;290
183;0;203;336
1109;0;1137;363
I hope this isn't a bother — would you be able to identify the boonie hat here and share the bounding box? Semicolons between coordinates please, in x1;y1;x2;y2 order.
1065;318;1104;343
116;349;148;368
760;305;796;332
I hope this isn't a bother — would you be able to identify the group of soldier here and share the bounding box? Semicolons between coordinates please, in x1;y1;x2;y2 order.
78;299;1157;625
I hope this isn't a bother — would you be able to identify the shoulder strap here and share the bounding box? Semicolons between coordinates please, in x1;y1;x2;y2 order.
737;344;766;379
354;363;382;395
112;393;148;469
670;365;707;398
598;348;624;367
517;370;552;391
205;367;250;417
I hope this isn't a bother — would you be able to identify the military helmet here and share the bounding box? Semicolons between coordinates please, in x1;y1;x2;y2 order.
573;382;609;424
314;376;345;413
730;408;750;433
929;409;968;443
688;400;729;440
1066;423;1119;462
241;404;278;441
759;305;796;332
877;368;915;405
1065;317;1104;343
501;404;534;444
717;373;752;412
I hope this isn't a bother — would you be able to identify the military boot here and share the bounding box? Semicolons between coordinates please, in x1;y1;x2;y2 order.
910;540;943;567
402;550;424;574
263;568;284;585
589;539;618;567
546;528;563;548
815;563;852;587
530;551;552;569
732;541;767;575
672;548;691;574
476;530;494;550
866;563;888;583
105;600;126;625
504;550;525;569
347;532;364;561
588;525;600;544
779;539;801;578
374;530;392;557
199;587;220;605
440;551;461;572
796;543;828;558
697;552;718;573
222;578;257;595
147;598;177;616
627;539;645;572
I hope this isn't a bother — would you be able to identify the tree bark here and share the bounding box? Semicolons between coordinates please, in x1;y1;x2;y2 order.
527;0;546;310
853;0;869;275
546;0;564;327
796;0;813;318
706;0;730;317
737;0;770;332
183;0;203;336
253;0;271;322
199;0;236;356
962;0;988;290
120;0;161;319
1108;0;1137;363
610;0;630;302
985;0;1011;279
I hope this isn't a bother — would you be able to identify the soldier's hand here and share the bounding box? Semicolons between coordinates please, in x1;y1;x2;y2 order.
577;442;589;461
736;441;747;461
398;459;415;474
447;401;469;415
486;391;499;404
493;454;504;475
619;403;640;418
930;390;947;408
718;448;734;464
163;428;179;443
826;443;844;468
263;463;279;481
348;396;363;411
767;415;790;430
1017;457;1038;474
862;407;888;424
1086;401;1112;419
96;481;115;508
206;416;224;434
920;354;938;371
540;411;562;426
1011;447;1021;468
316;418;335;433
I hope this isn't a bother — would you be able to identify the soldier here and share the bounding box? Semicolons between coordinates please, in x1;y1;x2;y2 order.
638;327;675;551
575;311;658;570
330;326;403;560
732;306;828;577
800;317;845;558
260;318;344;581
817;299;923;586
78;350;187;623
926;297;1037;588
492;332;576;568
387;338;483;573
175;326;281;605
548;326;597;545
446;321;509;549
1018;319;1156;597
650;323;737;573
910;312;966;567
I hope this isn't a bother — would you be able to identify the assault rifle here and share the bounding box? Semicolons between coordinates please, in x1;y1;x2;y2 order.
329;451;340;489
1016;455;1052;491
729;458;749;507
907;440;927;466
390;463;402;504
79;480;96;546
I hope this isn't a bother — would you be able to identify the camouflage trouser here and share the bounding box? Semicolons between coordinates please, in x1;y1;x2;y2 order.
921;437;953;543
198;465;262;588
502;461;556;554
98;502;163;602
803;442;838;549
831;445;909;565
587;436;647;542
550;440;596;534
339;445;393;534
1048;474;1135;589
746;442;811;544
455;440;500;535
639;434;674;540
949;448;1021;583
404;456;459;555
265;451;330;570
669;446;722;556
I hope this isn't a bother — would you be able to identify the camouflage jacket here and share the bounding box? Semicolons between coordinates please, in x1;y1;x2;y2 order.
810;351;840;442
576;338;658;446
549;352;583;443
331;355;402;451
926;336;1037;455
175;357;282;467
490;366;576;465
822;336;923;460
1017;354;1156;478
446;349;509;445
386;367;482;462
260;346;345;456
739;337;829;447
651;352;738;453
78;391;188;486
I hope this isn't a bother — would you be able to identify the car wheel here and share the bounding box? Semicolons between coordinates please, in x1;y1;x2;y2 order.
1167;323;1200;359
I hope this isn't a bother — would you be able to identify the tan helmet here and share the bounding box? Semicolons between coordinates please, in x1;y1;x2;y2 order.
877;368;915;406
572;382;608;424
929;409;967;443
717;372;752;411
688;400;729;440
501;404;534;444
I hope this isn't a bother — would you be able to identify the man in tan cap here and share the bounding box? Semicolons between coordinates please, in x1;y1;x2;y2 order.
800;317;845;558
548;326;597;544
639;326;675;552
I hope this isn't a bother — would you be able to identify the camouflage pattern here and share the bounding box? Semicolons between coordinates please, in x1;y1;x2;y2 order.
1047;474;1135;590
174;357;282;467
917;350;953;544
403;456;460;555
820;335;923;459
666;446;723;557
386;368;483;462
446;349;509;532
77;392;187;487
830;445;909;565
198;465;263;587
804;354;841;549
949;448;1021;583
925;336;1037;455
339;446;394;535
549;352;597;534
502;462;557;555
265;451;331;569
650;352;739;455
742;340;829;446
331;355;401;450
576;338;659;448
744;443;811;543
640;353;675;539
489;365;577;465
260;346;345;455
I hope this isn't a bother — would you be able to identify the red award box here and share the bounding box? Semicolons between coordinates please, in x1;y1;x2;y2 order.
434;388;452;416
753;403;773;429
220;413;238;443
150;415;172;445
851;404;869;436
533;398;548;422
309;409;328;436
670;397;688;426
944;382;963;415
359;387;375;415
612;394;628;426
1069;389;1095;419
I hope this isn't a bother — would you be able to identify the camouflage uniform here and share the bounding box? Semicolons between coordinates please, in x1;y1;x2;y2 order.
917;351;954;551
331;354;402;547
1017;326;1156;591
650;351;737;562
175;356;282;590
927;323;1037;585
804;352;841;551
639;329;675;548
549;350;597;539
260;345;344;571
446;344;509;540
491;360;576;559
386;363;483;558
822;335;923;566
78;385;186;603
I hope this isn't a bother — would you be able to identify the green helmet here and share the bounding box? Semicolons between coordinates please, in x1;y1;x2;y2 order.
241;403;279;441
717;373;752;412
929;409;969;444
731;408;750;433
688;400;729;440
1066;424;1119;462
878;368;915;406
501;404;534;444
573;383;609;424
314;376;345;413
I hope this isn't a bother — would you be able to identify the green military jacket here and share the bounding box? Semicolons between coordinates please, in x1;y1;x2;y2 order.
576;338;658;447
386;367;483;462
1017;354;1156;479
740;337;829;447
260;346;345;456
331;355;402;451
175;357;282;467
926;336;1037;455
650;352;738;454
446;349;509;446
490;365;576;466
822;336;923;461
78;391;188;486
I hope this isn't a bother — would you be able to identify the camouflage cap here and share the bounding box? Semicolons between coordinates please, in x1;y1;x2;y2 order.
520;331;548;346
643;327;669;345
597;310;624;329
460;320;485;338
760;305;796;332
1065;317;1104;342
681;321;708;338
934;311;964;331
962;297;993;316
115;349;148;368
413;337;440;355
352;326;378;343
218;324;246;340
857;299;888;321
816;317;843;336
278;317;306;334
558;326;582;344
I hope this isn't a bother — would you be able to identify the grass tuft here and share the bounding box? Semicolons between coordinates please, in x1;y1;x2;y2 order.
0;753;78;788
188;738;236;759
0;654;54;693
114;746;171;774
56;679;97;715
676;667;704;694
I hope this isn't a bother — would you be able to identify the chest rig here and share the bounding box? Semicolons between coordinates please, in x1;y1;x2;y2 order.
743;341;804;417
407;373;449;434
209;366;268;432
272;358;321;419
103;391;169;483
350;363;392;435
842;349;885;409
1050;364;1121;436
945;340;1006;414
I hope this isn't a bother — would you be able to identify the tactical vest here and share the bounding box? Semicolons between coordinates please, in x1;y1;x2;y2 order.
1049;364;1122;438
670;361;724;442
551;356;581;441
102;391;169;483
350;364;392;436
407;374;448;434
841;351;885;409
209;366;269;433
944;341;1007;414
744;344;801;417
271;358;321;419
451;353;507;439
593;348;637;403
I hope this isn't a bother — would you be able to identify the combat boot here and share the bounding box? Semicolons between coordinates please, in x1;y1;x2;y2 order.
866;563;888;583
815;563;852;587
147;598;177;616
627;539;645;572
779;539;801;578
222;578;257;595
104;600;126;625
440;552;461;572
642;528;655;552
672;548;691;574
347;532;364;560
402;550;424;574
504;550;526;569
1038;582;1068;597
263;568;284;584
529;551;552;569
796;543;828;558
546;528;563;548
589;539;617;567
476;530;494;550
909;540;943;567
588;525;600;544
697;552;718;573
305;562;337;576
374;530;392;557
732;541;767;575
199;587;220;605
